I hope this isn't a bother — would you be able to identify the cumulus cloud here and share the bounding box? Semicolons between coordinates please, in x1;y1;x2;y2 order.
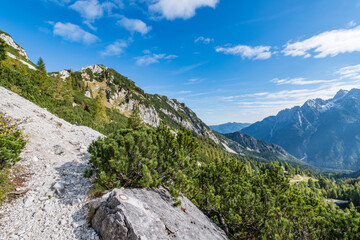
282;26;360;58
271;77;333;85
215;44;272;60
149;0;219;20
135;52;177;66
69;0;117;23
195;36;214;44
101;39;128;56
53;22;99;44
117;17;151;35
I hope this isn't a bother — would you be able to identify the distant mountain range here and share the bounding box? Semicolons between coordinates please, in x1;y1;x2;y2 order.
241;89;360;171
209;122;251;134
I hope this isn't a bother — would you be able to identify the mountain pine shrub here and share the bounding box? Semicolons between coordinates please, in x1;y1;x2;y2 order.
0;113;26;203
0;113;26;169
85;120;199;202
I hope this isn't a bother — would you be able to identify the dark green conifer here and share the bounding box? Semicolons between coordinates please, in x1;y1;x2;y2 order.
0;38;6;62
37;57;46;72
127;106;142;130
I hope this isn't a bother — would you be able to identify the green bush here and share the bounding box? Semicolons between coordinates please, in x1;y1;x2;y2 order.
86;123;199;202
0;114;26;169
0;113;26;203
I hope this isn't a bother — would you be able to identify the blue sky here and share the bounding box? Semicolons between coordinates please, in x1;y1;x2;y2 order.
2;0;360;124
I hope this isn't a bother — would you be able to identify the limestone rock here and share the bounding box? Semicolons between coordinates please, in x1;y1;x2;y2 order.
53;145;64;155
89;188;228;240
139;105;160;127
58;70;70;81
0;33;29;60
51;182;65;195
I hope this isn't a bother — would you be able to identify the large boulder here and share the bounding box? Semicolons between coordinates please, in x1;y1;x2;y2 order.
88;188;228;240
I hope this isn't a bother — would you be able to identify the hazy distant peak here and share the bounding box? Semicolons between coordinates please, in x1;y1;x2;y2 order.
333;89;349;100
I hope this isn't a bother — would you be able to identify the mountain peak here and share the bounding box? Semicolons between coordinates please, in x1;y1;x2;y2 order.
333;89;349;100
80;64;107;74
242;87;360;170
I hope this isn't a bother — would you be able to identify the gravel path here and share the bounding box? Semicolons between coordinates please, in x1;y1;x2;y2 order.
0;87;103;240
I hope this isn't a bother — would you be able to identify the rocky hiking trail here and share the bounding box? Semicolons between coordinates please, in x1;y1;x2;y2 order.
0;87;103;240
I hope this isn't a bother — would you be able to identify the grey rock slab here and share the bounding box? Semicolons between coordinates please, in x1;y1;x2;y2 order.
89;188;228;240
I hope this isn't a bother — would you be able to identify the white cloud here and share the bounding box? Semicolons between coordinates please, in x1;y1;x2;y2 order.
195;36;214;44
185;78;202;85
177;90;192;94
69;0;116;23
149;0;219;20
117;17;151;35
217;64;360;121
46;0;72;6
101;39;128;56
172;61;207;74
347;20;357;28
282;26;360;58
215;44;272;60
135;52;177;65
53;22;99;44
271;77;333;85
336;64;360;80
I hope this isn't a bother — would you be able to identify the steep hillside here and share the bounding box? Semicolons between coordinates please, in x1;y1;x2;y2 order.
213;131;312;169
51;64;218;142
209;122;251;134
242;89;360;170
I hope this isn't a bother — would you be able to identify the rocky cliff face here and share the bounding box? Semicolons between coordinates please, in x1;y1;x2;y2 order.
0;33;29;60
0;31;37;70
242;89;360;170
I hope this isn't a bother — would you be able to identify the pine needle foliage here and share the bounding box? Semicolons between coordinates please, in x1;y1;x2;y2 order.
0;113;26;203
36;57;45;72
86;122;199;203
0;113;26;169
0;38;6;62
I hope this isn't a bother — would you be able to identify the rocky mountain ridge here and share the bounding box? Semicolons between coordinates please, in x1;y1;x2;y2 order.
242;89;360;170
